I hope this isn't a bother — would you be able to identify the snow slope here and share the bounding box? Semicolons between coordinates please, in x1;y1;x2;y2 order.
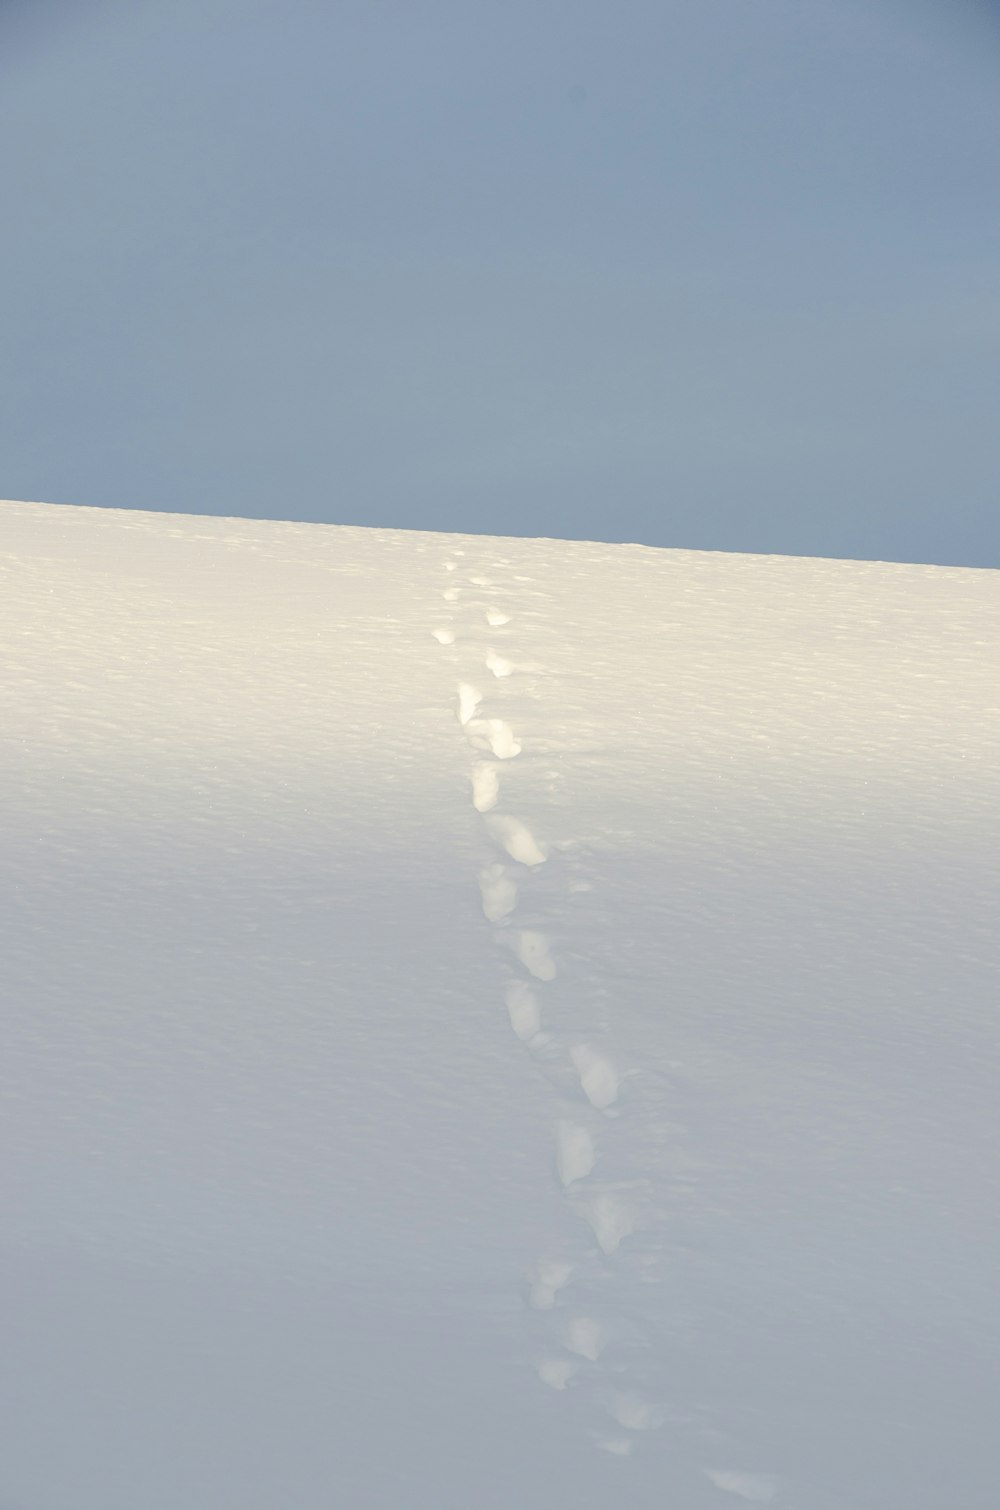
2;499;999;1510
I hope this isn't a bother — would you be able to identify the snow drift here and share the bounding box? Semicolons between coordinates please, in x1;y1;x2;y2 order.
2;499;999;1509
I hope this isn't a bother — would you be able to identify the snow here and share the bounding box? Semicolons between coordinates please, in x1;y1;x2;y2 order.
2;497;999;1509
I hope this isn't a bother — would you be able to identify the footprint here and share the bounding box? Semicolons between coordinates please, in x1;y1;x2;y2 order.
478;864;518;923
538;1359;576;1391
444;562;458;573
512;930;556;981
570;1044;620;1110
607;1393;663;1432
469;575;493;586
470;761;500;813
477;718;521;759
486;814;548;867
442;587;460;603
528;1257;573;1310
703;1470;779;1503
431;627;455;645
486;608;511;627
485;649;514;678
579;1192;635;1255
456;683;482;727
595;1436;633;1457
564;1316;605;1362
505;981;542;1042
556;1121;596;1186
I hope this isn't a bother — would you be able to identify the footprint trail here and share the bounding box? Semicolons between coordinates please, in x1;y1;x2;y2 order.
428;551;701;1477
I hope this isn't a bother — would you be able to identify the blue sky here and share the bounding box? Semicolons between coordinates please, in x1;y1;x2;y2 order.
1;0;998;565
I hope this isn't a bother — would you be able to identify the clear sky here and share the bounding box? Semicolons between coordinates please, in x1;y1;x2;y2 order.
1;0;998;566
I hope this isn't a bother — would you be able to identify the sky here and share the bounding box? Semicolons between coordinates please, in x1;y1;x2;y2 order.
1;0;998;566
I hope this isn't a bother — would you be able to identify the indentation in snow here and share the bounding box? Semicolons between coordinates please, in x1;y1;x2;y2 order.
570;1044;620;1110
470;761;499;813
456;683;482;726
607;1392;662;1431
595;1436;632;1457
478;864;518;923
470;575;492;586
444;561;457;572
581;1193;635;1255
703;1470;779;1502
485;649;514;678
564;1316;605;1361
538;1359;576;1391
480;718;521;759
486;814;548;867
512;930;556;981
556;1121;596;1186
528;1257;573;1310
486;608;511;627
504;981;542;1042
431;627;455;645
442;586;460;602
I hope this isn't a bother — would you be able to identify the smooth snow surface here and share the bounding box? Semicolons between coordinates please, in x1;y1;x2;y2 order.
3;499;1000;1509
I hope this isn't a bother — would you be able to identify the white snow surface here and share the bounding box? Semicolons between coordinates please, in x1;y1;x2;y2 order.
3;499;1000;1509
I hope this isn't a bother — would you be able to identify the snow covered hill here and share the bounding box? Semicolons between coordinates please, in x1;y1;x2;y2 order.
3;499;999;1509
